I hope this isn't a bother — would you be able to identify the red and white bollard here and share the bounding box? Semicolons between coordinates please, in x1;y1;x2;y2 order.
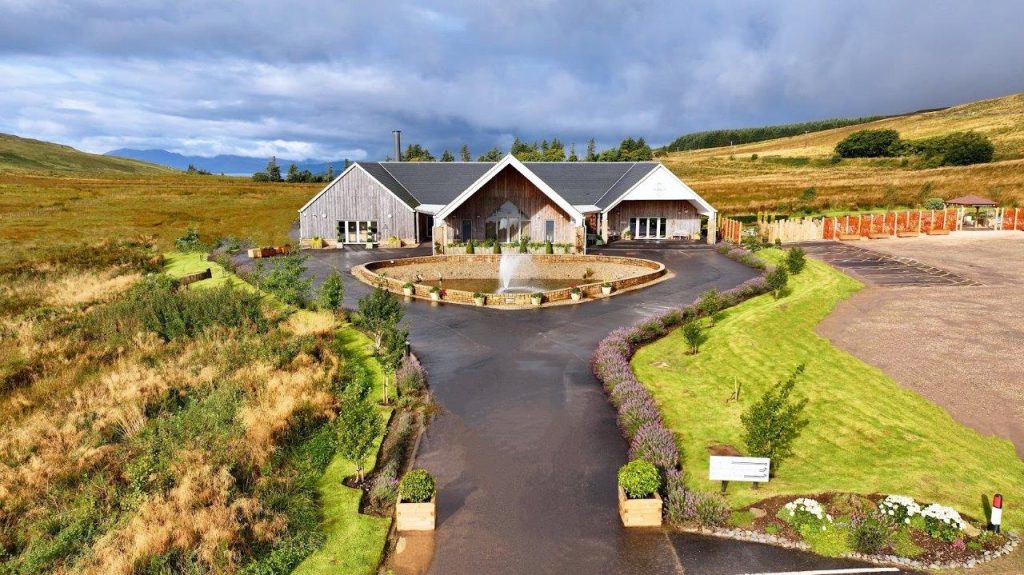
990;493;1003;534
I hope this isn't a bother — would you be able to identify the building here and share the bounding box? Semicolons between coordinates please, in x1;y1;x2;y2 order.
298;154;717;252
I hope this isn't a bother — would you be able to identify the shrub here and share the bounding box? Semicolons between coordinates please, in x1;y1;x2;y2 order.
835;129;901;158
545;241;554;254
466;240;475;254
785;247;806;274
690;490;731;527
682;321;703;354
740;365;809;477
766;264;789;298
617;460;660;499
254;253;312;307
829;493;875;522
800;522;853;557
909;131;994;166
175;227;207;252
629;423;679;471
892;528;924;558
618;395;660;440
878;494;921;525
399;469;435;503
317;268;345;312
369;473;400;508
395;355;426;396
852;517;891;554
780;498;832;531
698;289;722;325
923;197;946;210
920;503;965;541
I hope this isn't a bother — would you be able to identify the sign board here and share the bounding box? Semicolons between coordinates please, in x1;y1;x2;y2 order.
709;456;770;483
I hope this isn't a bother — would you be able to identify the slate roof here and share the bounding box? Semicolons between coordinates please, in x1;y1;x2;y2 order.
355;160;660;211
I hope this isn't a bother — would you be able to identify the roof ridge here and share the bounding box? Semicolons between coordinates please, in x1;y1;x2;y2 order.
376;162;422;204
594;162;642;205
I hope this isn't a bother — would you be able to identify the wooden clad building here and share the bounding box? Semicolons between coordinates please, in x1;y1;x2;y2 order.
298;154;717;252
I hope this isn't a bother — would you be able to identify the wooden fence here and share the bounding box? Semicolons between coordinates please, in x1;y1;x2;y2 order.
719;215;744;244
822;209;958;240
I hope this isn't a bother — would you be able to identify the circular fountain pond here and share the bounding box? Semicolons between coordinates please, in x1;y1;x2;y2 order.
352;254;667;308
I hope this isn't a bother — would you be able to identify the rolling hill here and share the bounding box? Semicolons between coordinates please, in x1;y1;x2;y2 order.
105;148;348;176
0;133;174;175
664;92;1024;213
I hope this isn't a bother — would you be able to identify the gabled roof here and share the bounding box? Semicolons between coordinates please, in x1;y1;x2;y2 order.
303;158;683;215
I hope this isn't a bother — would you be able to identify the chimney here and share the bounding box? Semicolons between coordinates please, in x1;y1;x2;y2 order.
392;130;402;161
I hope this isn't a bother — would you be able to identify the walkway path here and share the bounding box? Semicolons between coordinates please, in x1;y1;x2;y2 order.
300;246;903;575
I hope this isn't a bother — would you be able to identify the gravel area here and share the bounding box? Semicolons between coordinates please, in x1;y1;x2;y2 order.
816;232;1024;457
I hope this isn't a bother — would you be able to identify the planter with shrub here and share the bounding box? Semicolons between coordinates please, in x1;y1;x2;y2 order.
570;286;583;301
473;292;486;306
402;282;415;297
601;281;613;296
617;459;662;527
531;292;543;306
429;286;441;301
396;469;436;531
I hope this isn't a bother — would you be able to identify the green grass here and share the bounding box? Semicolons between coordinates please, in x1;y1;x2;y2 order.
632;249;1024;531
0;132;172;175
293;327;392;575
162;253;394;575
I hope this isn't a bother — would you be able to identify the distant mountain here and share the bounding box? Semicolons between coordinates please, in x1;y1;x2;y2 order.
0;133;173;175
105;148;349;175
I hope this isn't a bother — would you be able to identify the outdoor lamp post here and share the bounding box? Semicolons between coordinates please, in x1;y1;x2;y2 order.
990;493;1003;533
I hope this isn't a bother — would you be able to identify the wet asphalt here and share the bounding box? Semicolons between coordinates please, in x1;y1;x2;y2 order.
300;245;909;575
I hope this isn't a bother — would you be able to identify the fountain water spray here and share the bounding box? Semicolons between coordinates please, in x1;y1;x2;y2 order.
497;253;539;294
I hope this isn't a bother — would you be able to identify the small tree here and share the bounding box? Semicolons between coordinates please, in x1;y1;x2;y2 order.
317;268;345;313
785;247;806;275
377;324;408;405
440;149;455;162
766;265;789;299
459;144;472;162
337;391;383;483
355;286;405;352
682;320;703;354
254;253;312;306
265;157;283;181
923;197;945;210
699;288;722;326
740;365;809;477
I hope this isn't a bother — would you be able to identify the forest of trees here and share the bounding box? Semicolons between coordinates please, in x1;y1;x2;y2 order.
661;116;888;152
252;157;349;183
397;136;653;163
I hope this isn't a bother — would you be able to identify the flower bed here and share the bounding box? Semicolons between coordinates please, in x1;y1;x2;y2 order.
722;492;1016;570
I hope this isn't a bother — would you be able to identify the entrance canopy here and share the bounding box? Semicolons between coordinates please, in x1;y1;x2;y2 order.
945;195;998;207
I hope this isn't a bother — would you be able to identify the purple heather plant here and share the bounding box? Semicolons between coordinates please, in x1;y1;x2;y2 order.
618;395;661;440
629;423;679;471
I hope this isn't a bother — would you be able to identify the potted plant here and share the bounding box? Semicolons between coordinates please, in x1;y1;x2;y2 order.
622;229;634;241
601;281;613;296
402;282;415;297
396;469;436;531
570;286;583;301
429;286;441;301
473;292;486;306
617;459;662;527
531;292;543;306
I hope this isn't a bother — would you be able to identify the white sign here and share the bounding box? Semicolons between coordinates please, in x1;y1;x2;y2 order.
709;456;770;483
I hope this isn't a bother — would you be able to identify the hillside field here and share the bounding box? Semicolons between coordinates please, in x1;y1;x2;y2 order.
0;133;173;176
665;92;1024;213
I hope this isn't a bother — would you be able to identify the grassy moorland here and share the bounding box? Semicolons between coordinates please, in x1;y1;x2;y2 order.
665;92;1024;212
0;242;395;574
0;133;173;175
631;250;1024;530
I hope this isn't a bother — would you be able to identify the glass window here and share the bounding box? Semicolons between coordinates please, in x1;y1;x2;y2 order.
544;220;555;242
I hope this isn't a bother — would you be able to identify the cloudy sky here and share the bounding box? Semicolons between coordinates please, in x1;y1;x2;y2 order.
2;0;1023;161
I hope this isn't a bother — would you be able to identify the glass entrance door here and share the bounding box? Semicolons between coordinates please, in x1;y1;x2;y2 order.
633;217;667;239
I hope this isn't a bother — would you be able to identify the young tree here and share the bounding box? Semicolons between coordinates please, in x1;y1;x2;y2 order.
354;286;405;352
265;157;283;181
477;147;503;161
459;144;472;161
585;138;597;161
254;253;312;306
766;265;789;299
567;143;578;162
325;164;335;181
699;288;722;326
740;365;810;477
337;390;383;483
377;324;408;404
785;247;806;275
317;268;345;313
286;163;301;182
545;138;566;161
440;149;455;162
682;320;703;354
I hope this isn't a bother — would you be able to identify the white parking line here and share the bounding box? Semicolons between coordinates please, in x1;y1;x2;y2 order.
741;564;901;568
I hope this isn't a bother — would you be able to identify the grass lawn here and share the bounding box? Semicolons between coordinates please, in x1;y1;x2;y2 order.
632;249;1024;530
163;253;394;575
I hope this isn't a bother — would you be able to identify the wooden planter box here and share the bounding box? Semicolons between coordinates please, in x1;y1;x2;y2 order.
396;496;436;531
896;231;920;238
618;486;662;527
927;228;951;235
837;233;861;241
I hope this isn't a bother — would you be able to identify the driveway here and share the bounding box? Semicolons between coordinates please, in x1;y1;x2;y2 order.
299;246;910;575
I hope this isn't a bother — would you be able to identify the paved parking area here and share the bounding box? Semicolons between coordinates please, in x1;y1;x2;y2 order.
801;241;981;287
815;233;1024;457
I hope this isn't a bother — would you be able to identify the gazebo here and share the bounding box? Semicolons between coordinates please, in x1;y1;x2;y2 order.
945;195;999;229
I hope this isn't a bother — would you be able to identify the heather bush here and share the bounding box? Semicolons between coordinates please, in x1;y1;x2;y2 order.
629;317;666;343
609;378;646;408
629;423;679;470
665;469;688;524
691;490;732;526
852;517;891;554
396;354;427;396
618;459;661;499
618;395;661;440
